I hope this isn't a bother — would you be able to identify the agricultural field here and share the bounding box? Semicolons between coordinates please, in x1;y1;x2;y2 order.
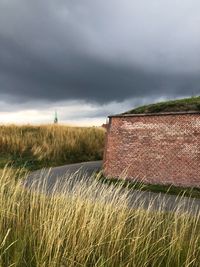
0;125;105;171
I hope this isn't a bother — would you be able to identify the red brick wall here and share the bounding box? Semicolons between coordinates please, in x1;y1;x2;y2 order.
103;113;200;187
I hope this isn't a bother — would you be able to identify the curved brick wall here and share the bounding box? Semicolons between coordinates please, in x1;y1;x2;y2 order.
103;112;200;187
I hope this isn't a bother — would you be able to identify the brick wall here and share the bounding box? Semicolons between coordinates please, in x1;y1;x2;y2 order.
103;112;200;187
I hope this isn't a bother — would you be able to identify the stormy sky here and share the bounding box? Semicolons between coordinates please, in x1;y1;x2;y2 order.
0;0;200;125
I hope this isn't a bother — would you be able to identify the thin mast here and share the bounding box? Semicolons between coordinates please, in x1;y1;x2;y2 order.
54;110;58;124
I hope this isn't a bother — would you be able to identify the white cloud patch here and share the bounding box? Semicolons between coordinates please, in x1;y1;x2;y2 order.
0;95;181;125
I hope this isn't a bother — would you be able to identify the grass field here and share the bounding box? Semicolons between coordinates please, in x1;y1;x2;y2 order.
0;125;105;171
99;176;200;199
124;96;200;114
0;122;200;266
0;167;200;267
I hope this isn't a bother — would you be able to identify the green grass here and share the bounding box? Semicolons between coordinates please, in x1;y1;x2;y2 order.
0;154;43;171
1;167;200;266
98;175;200;199
123;96;200;114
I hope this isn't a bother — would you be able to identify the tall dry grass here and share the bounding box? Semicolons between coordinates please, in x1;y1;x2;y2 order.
0;167;200;267
0;125;105;169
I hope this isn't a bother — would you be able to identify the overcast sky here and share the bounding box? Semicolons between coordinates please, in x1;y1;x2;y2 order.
0;0;199;125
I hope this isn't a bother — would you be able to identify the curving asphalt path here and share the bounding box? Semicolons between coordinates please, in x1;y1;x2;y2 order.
26;160;102;189
25;160;200;215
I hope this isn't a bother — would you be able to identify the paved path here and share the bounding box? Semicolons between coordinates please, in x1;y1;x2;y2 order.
26;160;102;189
25;161;200;215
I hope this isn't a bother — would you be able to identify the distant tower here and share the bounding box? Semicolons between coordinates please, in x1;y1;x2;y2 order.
54;110;58;124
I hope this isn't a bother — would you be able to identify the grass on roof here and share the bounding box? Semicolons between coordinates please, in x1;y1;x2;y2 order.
123;96;200;114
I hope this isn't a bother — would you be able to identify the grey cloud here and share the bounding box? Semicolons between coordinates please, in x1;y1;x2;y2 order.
0;0;200;107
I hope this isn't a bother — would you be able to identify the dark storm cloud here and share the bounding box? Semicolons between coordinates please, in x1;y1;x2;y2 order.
0;0;200;106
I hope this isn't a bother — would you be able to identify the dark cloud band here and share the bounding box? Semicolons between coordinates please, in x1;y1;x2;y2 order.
0;0;200;106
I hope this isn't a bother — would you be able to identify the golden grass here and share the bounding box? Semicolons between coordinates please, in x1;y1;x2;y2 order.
0;125;105;169
0;167;200;266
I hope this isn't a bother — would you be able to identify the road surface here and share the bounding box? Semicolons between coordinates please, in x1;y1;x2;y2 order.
25;160;200;215
26;160;102;189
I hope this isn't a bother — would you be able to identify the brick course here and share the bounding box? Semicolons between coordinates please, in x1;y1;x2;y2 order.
103;112;200;187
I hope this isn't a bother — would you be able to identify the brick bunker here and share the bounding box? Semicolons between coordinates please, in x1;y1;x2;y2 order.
103;112;200;187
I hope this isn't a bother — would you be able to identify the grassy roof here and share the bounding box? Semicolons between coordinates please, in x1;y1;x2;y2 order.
123;96;200;115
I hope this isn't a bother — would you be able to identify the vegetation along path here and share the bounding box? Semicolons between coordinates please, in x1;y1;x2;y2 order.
25;161;200;215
